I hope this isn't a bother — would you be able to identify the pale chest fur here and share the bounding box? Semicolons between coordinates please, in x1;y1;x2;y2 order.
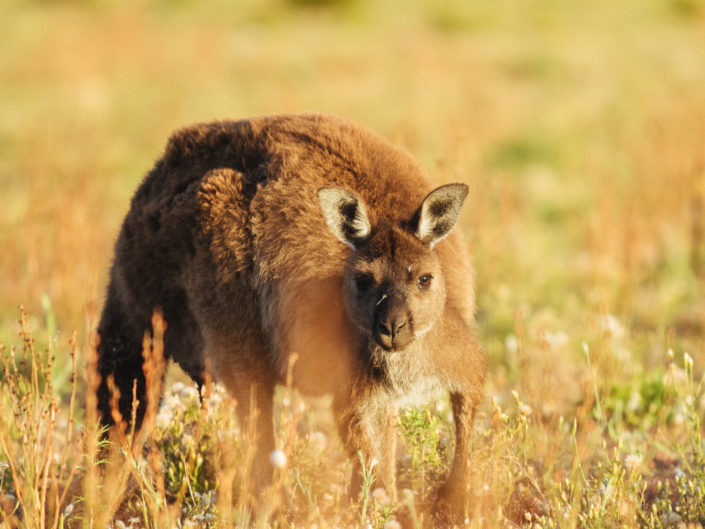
367;345;443;405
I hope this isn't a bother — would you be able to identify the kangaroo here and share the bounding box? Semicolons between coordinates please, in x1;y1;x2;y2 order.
96;114;486;520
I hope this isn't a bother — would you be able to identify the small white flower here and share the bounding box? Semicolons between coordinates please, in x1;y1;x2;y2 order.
519;404;533;417
209;391;223;405
309;431;327;451
624;454;642;471
155;408;173;429
269;449;287;468
171;381;185;394
181;386;199;401
384;520;402;529
544;330;569;349
371;487;390;505
601;314;624;338
165;394;183;413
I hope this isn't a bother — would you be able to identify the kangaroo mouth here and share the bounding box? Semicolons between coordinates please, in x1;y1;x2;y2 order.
373;331;414;352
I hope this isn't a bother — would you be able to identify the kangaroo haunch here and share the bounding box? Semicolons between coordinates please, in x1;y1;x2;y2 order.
96;114;487;520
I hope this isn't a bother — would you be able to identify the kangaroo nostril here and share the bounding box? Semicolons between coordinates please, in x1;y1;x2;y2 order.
378;318;407;337
378;320;392;336
394;320;407;333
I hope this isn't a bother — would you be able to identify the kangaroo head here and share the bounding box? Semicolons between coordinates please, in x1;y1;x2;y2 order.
318;183;468;352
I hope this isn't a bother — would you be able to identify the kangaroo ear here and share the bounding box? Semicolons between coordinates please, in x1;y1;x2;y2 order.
415;183;468;248
318;187;372;250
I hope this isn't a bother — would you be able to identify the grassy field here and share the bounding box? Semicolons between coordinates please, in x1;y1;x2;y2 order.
2;0;705;527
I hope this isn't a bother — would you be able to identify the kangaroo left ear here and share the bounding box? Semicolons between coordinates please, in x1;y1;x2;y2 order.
415;183;468;248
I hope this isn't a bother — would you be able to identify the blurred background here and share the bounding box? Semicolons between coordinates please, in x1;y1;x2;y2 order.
2;0;705;415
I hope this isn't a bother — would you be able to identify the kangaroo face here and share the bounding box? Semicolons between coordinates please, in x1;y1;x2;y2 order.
343;227;446;351
318;183;468;352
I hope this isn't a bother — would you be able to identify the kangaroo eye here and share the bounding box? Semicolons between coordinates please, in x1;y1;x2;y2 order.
354;274;374;293
417;274;433;288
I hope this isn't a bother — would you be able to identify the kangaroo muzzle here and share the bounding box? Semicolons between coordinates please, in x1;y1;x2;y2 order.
373;291;413;351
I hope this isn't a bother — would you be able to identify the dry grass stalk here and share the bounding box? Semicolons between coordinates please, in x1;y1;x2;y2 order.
214;391;238;525
0;308;82;529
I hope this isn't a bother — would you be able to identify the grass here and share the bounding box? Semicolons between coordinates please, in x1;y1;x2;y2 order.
1;0;705;526
2;316;705;527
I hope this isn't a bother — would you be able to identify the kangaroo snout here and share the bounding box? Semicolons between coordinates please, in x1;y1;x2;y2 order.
374;293;413;351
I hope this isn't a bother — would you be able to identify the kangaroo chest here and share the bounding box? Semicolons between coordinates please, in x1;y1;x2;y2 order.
368;347;442;405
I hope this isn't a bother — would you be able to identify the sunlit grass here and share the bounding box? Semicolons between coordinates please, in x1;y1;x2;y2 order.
1;312;704;527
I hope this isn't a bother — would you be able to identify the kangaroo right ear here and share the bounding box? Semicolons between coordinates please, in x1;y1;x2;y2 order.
415;183;468;248
317;187;371;250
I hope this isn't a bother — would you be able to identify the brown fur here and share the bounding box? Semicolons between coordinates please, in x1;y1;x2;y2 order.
96;114;487;520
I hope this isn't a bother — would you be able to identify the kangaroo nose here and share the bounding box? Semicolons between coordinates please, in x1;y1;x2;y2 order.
378;318;407;338
375;313;412;351
374;289;413;351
